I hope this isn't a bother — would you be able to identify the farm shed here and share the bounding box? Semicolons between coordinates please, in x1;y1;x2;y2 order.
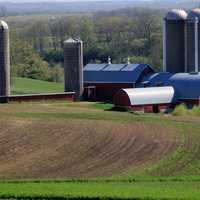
168;73;200;105
138;72;200;107
83;63;154;101
114;86;175;112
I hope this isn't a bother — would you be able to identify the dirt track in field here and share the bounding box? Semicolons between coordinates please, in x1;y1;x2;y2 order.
0;114;179;179
0;102;101;113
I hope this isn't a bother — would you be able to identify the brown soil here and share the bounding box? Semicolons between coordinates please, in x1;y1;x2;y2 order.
0;117;179;179
0;102;100;114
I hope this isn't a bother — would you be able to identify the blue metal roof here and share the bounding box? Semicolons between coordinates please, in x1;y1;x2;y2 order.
142;72;200;100
137;72;173;87
169;73;200;100
83;64;107;71
84;63;154;83
121;64;144;71
103;64;125;71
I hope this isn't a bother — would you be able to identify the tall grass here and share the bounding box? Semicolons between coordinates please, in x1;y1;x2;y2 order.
173;104;200;116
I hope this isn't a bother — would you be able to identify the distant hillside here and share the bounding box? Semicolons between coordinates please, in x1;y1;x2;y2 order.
0;1;148;15
0;0;199;15
11;77;64;95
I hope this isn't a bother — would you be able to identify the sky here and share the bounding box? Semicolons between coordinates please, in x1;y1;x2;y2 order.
0;0;151;2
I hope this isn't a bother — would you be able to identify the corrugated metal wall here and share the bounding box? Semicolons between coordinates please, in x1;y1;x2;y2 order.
84;83;133;101
0;21;10;96
165;20;186;73
64;39;83;99
198;23;200;71
185;9;200;72
186;21;196;72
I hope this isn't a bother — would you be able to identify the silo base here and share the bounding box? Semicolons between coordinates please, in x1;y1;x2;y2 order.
0;96;9;103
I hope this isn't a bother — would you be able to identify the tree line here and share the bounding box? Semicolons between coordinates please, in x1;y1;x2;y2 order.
10;7;164;82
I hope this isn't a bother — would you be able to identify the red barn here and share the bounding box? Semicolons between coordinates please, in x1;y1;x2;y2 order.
83;63;154;101
114;87;175;112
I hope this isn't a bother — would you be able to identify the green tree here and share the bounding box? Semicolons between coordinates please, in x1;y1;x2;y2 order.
49;64;64;83
11;40;51;81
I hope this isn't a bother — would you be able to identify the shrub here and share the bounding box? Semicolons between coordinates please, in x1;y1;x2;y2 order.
190;106;200;116
173;104;200;117
173;104;189;116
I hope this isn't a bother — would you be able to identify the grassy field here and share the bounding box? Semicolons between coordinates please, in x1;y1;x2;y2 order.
11;77;64;94
1;180;200;200
0;97;200;199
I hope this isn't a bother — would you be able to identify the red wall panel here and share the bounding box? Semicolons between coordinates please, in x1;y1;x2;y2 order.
5;93;75;102
84;83;134;101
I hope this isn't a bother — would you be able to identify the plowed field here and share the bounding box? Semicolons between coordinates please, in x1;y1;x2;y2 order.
0;102;180;179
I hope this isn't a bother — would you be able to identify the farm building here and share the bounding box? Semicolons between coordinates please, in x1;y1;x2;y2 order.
138;72;200;107
82;61;200;112
114;71;200;111
83;64;200;111
83;63;154;101
0;9;200;112
81;8;200;112
114;87;175;112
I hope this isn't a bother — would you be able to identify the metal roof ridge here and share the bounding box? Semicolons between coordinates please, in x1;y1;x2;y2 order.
101;64;109;71
134;64;153;83
119;64;129;71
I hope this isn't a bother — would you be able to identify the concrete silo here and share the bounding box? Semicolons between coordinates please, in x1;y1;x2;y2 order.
0;20;10;97
163;9;187;73
186;8;200;73
63;38;83;100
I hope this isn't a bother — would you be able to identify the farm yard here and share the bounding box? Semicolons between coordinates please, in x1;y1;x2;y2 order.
1;1;200;198
0;74;200;200
0;100;200;199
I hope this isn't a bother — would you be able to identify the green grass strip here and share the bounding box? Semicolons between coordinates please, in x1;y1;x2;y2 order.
0;182;199;200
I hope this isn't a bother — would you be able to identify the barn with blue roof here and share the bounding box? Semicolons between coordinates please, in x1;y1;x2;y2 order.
114;71;200;111
141;72;200;106
83;61;200;111
83;63;154;101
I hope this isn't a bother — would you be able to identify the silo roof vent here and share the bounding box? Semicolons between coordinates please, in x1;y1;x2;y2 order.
64;38;81;44
127;57;130;64
108;56;111;64
165;9;188;20
188;8;200;20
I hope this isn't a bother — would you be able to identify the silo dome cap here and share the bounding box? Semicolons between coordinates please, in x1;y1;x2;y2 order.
64;38;82;43
188;8;200;20
165;9;187;20
0;20;8;29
